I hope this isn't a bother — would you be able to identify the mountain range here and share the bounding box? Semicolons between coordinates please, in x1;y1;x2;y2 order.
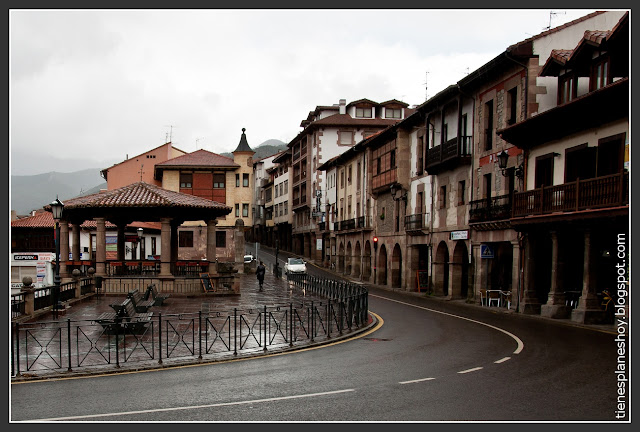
10;140;288;215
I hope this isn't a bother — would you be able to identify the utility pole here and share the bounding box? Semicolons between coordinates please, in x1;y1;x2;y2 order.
164;125;176;143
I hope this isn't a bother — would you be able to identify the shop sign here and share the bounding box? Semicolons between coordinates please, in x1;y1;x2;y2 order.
450;230;468;240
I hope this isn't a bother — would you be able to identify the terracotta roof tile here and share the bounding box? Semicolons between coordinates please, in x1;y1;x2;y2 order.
584;29;610;44
51;182;231;211
155;149;239;168
11;211;119;229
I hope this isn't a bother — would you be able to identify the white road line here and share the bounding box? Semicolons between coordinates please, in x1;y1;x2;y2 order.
399;377;436;385
458;367;483;374
494;357;511;364
369;294;524;355
30;389;356;422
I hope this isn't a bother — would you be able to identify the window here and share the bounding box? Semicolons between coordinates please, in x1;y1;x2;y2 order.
591;57;610;91
558;74;576;105
339;131;353;145
284;201;288;215
440;185;447;209
377;157;381;174
151;237;156;256
274;185;278;198
178;231;193;248
356;107;372;118
385;108;401;119
390;150;396;169
458;180;466;205
242;204;249;217
235;203;240;217
180;173;192;188
357;162;361;188
534;154;554;188
507;87;518;124
417;136;424;175
213;173;225;188
216;231;226;248
483;173;492;200
280;183;283;196
284;180;288;194
243;173;249;187
442;123;448;144
341;170;345;188
235;174;240;187
484;100;494;151
348;165;352;184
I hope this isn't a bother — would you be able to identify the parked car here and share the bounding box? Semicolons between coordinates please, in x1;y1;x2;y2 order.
284;257;307;275
243;254;255;263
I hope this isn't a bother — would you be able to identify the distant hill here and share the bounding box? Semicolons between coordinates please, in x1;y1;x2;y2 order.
11;169;107;215
10;139;288;215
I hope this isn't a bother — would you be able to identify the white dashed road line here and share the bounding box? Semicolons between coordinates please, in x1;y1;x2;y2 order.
458;367;484;374
399;377;436;385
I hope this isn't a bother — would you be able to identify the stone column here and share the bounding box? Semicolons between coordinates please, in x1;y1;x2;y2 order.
59;221;69;278
95;218;106;276
235;219;245;272
520;232;541;314
572;230;605;323
207;219;218;274
71;224;81;261
541;231;570;318
510;240;520;311
160;218;172;276
473;243;486;305
117;224;126;261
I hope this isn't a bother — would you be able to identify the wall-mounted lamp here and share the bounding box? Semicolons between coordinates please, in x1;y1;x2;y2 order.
497;150;524;179
390;184;407;202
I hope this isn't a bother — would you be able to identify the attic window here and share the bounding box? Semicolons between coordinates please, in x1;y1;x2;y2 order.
356;107;372;118
385;108;401;119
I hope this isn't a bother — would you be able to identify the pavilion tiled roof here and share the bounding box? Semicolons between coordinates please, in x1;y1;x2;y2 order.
155;149;239;168
51;182;231;211
11;211;118;229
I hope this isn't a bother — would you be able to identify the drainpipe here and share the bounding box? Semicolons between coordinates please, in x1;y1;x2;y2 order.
504;51;530;313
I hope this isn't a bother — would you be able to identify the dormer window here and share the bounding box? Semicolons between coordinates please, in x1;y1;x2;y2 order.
385;108;402;119
355;107;372;118
590;55;610;91
558;72;577;105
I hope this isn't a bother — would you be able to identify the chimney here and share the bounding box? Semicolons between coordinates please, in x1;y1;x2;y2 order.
339;99;346;115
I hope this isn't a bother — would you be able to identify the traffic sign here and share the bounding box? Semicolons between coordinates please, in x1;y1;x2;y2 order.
481;244;494;259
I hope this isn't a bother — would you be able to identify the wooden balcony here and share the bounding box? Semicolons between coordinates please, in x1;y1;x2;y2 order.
470;194;512;223
512;172;629;218
425;136;472;173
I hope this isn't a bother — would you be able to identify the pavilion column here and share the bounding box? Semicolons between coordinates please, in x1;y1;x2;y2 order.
95;218;106;276
71;224;81;261
170;221;180;264
207;219;218;274
59;221;69;278
160;218;172;276
117;224;126;261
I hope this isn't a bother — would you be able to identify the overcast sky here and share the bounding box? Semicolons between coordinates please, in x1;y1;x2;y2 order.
10;8;599;174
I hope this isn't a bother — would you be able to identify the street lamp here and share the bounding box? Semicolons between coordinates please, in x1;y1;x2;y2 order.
390;184;407;202
50;197;64;319
497;149;524;179
137;227;144;260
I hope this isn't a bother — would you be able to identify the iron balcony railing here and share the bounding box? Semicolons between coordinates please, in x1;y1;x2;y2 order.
339;218;356;231
469;194;512;223
404;213;430;231
512;171;629;217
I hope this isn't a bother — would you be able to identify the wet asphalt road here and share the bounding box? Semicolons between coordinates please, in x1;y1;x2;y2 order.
10;246;623;422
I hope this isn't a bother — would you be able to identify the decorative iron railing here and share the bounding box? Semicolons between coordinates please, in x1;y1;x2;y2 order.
404;213;430;231
11;275;369;378
469;194;512;222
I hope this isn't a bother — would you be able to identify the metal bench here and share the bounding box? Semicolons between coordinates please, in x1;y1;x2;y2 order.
127;289;155;313
144;284;170;306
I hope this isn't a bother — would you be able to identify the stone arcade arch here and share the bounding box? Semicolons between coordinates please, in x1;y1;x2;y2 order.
391;243;402;288
363;241;372;281
353;241;362;278
377;243;388;285
434;241;450;296
346;242;353;275
452;240;470;299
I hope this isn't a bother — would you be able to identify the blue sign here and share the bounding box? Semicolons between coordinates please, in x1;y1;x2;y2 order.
481;244;494;259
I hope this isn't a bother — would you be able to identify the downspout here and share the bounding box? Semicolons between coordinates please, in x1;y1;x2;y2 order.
457;83;475;301
504;50;529;312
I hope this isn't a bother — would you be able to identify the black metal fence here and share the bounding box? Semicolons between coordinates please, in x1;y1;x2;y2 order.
11;274;369;378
